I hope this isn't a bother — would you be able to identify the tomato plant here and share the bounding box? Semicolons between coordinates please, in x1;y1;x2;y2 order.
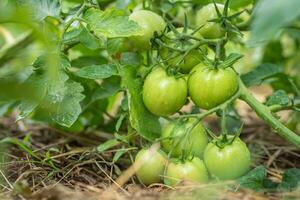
2;0;300;197
203;136;251;180
188;63;239;109
142;67;188;116
164;157;209;186
135;148;166;185
161;118;208;158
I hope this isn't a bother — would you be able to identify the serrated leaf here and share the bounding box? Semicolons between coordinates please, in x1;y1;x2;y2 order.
50;80;85;127
17;101;39;121
33;53;71;72
83;8;143;38
121;66;161;141
92;76;121;101
75;64;118;80
17;55;84;127
238;166;268;190
266;90;291;107
17;0;61;21
79;27;102;50
17;73;48;120
96;139;120;153
278;168;300;190
241;64;283;87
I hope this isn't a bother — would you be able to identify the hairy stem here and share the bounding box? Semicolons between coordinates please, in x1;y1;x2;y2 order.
239;79;300;149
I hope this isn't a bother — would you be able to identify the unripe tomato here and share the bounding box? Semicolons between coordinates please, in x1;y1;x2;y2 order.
129;10;166;50
204;136;251;180
142;67;188;116
160;28;206;73
135;148;166;185
188;63;239;109
195;3;225;39
164;157;209;186
161;118;208;158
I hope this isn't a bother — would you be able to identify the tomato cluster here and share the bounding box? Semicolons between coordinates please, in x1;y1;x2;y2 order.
128;4;251;186
135;134;250;186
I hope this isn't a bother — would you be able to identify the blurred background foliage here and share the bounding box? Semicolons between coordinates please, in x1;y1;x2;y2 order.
0;0;300;133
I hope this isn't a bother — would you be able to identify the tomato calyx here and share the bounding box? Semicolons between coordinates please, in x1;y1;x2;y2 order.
214;123;244;149
209;0;244;36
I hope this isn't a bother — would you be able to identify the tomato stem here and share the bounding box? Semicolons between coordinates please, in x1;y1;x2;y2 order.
221;107;228;136
239;79;300;149
177;86;241;119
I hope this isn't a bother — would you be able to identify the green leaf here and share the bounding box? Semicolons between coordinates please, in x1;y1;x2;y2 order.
0;32;33;66
17;101;39;121
17;55;85;127
83;8;143;38
225;104;242;135
17;72;48;120
115;113;127;132
121;66;161;141
75;64;118;80
92;76;121;101
120;52;142;67
241;64;283;87
17;0;61;21
249;0;300;45
0;101;14;117
96;139;120;153
33;53;71;72
113;148;127;163
266;90;291;107
238;166;268;190
79;27;102;50
63;28;82;45
50;80;85;127
107;38;125;55
278;168;300;190
71;56;107;68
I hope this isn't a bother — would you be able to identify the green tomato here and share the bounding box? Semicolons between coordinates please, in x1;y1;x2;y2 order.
143;67;188;116
160;28;206;73
129;10;166;50
161;118;208;158
135;148;166;185
204;136;251;180
188;63;239;109
164;157;209;186
195;3;225;39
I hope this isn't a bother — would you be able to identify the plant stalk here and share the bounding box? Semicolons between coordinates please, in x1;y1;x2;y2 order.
239;80;300;149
